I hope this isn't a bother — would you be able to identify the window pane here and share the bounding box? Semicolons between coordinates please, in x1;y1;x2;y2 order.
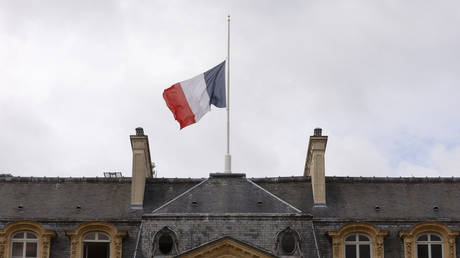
417;235;428;241
345;235;355;241
26;242;38;257
84;242;109;258
26;232;37;239
12;242;24;256
13;232;25;239
359;235;370;241
97;233;110;241
431;244;442;258
359;244;371;258
345;245;357;258
431;234;442;241
417;244;429;258
84;232;96;240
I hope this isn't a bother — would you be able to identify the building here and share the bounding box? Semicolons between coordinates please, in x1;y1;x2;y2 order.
1;127;459;258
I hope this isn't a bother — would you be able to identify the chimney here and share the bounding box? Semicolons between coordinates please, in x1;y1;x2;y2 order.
130;127;153;209
304;128;328;206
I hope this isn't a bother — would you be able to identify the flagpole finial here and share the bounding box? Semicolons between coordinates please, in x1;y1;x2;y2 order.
228;14;231;21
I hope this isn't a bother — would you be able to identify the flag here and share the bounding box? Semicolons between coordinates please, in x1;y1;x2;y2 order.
163;61;226;129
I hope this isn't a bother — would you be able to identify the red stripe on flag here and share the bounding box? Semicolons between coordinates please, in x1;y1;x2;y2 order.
163;83;196;129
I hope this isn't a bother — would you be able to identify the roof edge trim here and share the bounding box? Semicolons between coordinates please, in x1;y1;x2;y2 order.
246;178;302;213
151;178;209;213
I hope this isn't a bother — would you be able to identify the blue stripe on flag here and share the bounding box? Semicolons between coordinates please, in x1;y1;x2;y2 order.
203;61;226;108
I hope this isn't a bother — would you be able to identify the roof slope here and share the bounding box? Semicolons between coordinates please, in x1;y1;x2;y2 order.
150;173;302;215
0;177;200;221
0;177;137;220
255;176;460;220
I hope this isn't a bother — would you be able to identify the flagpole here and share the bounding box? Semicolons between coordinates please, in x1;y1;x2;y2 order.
224;15;232;173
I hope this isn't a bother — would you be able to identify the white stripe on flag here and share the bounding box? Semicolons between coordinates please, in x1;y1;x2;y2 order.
180;73;211;122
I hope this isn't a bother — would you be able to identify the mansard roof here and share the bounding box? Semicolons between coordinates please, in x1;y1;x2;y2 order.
1;175;460;221
0;176;198;221
148;173;302;215
0;176;136;221
255;176;460;221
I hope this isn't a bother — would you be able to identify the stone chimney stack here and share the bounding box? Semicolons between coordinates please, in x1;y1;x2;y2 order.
304;128;328;206
130;127;153;209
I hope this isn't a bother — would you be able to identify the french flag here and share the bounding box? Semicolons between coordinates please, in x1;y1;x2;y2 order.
163;61;226;129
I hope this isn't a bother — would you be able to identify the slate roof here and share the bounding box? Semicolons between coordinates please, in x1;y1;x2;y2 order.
0;176;136;221
149;173;302;215
254;176;460;221
0;176;199;221
2;175;460;221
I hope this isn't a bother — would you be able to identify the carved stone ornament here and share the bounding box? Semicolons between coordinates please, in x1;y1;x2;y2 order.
400;222;459;258
65;221;127;258
179;237;275;258
0;221;56;258
328;222;388;258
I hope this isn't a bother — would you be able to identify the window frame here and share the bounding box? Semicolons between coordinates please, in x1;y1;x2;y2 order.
328;223;388;258
400;222;458;258
65;222;126;258
275;227;301;256
152;227;179;257
0;221;55;258
416;233;443;258
344;233;372;258
11;231;39;258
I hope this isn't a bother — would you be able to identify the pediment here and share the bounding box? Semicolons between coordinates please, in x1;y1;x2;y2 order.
179;237;275;258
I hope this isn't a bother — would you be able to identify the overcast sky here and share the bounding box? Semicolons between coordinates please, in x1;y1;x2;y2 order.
1;0;459;178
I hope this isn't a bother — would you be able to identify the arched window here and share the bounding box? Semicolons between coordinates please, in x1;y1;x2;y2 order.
11;231;38;258
153;227;178;256
328;223;388;258
0;221;55;258
400;222;458;258
275;227;301;256
66;222;126;258
344;234;372;258
82;232;111;258
158;233;174;255
416;233;443;258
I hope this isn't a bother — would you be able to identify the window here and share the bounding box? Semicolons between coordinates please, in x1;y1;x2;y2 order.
400;222;458;258
153;227;178;256
82;232;111;258
275;227;300;256
344;234;371;258
328;223;388;258
0;221;55;258
65;222;126;258
280;232;296;254
416;233;443;258
158;233;174;254
11;231;38;258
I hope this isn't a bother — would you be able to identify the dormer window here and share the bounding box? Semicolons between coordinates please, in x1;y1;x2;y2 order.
159;233;174;254
153;227;178;256
275;227;301;256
